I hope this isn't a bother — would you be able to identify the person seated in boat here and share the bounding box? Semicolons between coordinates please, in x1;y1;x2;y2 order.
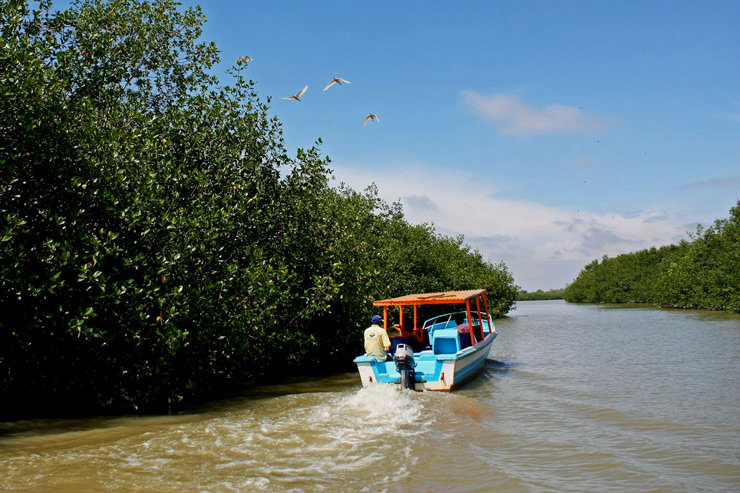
364;315;391;361
388;323;402;337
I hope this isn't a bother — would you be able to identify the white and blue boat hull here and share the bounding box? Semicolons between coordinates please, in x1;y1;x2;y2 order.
354;329;496;391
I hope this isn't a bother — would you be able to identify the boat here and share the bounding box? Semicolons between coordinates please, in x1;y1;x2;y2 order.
353;289;497;391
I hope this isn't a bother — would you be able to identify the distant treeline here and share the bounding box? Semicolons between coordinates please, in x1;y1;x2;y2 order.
0;0;517;417
564;201;739;313
518;289;564;301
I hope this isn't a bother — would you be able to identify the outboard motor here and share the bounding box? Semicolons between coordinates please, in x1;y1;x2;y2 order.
393;344;415;390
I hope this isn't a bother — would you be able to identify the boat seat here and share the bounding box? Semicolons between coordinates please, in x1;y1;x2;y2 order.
432;329;460;355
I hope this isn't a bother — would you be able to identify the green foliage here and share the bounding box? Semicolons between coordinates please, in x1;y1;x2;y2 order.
518;289;564;301
0;0;517;417
563;201;740;313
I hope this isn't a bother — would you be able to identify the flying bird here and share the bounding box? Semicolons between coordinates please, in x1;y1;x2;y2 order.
281;85;308;101
364;113;379;126
323;77;351;91
237;55;252;64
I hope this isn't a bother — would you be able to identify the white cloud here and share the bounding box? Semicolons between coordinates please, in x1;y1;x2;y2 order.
461;91;611;136
331;163;687;290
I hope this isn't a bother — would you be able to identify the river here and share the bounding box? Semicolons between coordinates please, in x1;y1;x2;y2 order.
1;300;739;492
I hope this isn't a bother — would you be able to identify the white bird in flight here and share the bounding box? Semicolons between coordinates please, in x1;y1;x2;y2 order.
237;55;252;64
281;85;308;101
324;77;351;91
364;113;379;126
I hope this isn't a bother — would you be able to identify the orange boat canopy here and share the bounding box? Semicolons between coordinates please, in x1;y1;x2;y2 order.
373;289;485;307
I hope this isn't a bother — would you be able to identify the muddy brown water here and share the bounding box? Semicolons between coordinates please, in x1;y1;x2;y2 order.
1;300;739;491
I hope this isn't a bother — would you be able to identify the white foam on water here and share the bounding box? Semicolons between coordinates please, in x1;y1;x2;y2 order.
0;384;437;491
340;383;424;422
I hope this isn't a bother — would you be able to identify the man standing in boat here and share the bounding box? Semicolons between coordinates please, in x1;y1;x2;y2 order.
364;315;391;361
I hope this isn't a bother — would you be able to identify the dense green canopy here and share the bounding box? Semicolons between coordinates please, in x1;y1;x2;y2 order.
517;289;564;301
0;0;517;417
564;201;740;313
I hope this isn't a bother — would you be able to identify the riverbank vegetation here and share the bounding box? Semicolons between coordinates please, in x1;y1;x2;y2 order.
563;202;739;313
0;0;517;417
518;289;564;301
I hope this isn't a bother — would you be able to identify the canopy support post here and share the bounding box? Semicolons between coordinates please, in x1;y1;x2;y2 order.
476;296;484;339
465;300;475;346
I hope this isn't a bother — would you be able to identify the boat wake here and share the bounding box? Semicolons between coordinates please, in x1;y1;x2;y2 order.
337;383;424;426
0;382;440;492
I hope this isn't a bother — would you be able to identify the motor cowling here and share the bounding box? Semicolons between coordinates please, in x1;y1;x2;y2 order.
393;344;415;390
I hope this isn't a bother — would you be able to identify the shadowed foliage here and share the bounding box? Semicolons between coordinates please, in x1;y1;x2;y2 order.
0;0;517;417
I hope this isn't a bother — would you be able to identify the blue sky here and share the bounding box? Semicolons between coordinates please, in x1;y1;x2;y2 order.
193;1;737;289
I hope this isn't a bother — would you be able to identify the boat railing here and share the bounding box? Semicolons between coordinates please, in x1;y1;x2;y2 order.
422;312;462;331
422;311;492;326
422;311;495;337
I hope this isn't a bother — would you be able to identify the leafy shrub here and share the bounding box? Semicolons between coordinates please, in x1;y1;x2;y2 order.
563;201;739;313
0;0;517;417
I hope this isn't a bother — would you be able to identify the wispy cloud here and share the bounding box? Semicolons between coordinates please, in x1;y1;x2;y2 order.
680;175;740;190
461;91;612;136
332;163;686;290
572;157;594;169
